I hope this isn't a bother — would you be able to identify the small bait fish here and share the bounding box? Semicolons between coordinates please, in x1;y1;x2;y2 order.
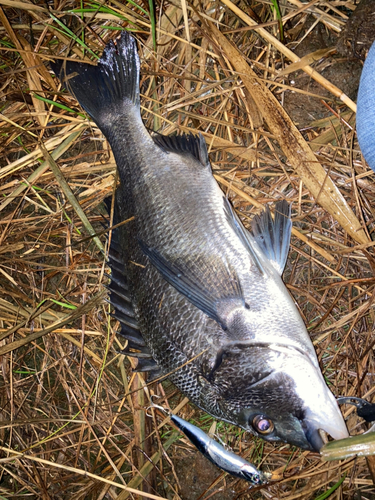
149;400;272;486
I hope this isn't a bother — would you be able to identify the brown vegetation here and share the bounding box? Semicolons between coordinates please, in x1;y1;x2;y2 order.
0;0;374;498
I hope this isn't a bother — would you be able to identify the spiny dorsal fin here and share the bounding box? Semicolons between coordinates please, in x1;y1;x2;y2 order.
152;132;210;168
251;200;292;275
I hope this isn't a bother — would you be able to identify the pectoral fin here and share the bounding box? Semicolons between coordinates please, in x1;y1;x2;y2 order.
139;241;244;330
223;198;265;274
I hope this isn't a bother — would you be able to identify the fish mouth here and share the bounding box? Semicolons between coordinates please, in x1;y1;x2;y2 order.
304;426;326;452
303;418;348;452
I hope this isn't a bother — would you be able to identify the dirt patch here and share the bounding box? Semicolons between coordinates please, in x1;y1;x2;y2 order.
337;0;375;58
283;18;362;128
174;451;236;500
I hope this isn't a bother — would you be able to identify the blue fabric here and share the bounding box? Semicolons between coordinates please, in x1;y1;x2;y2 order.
357;42;375;172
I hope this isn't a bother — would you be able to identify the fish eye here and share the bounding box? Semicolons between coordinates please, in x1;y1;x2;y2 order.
252;415;274;435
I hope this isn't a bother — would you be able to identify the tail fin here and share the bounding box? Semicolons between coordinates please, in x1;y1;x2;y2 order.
51;32;140;131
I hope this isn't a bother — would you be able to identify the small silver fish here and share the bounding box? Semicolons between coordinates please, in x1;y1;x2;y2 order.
150;402;271;485
52;32;348;452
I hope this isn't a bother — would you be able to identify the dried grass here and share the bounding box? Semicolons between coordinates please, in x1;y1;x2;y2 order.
0;0;374;498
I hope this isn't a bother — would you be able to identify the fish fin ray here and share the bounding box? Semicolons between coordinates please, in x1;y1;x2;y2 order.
51;31;140;132
120;343;152;358
139;240;244;329
223;198;265;274
134;358;160;372
251;200;291;275
106;194;161;367
147;370;165;382
117;323;146;348
103;195;113;215
152;132;210;168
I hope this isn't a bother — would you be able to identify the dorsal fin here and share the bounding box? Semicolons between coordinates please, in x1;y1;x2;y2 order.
251;200;292;275
152;132;210;168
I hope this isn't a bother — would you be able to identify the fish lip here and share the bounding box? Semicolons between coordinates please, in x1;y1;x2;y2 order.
303;424;325;452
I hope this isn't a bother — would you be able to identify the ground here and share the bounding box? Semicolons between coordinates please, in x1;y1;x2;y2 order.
0;0;375;499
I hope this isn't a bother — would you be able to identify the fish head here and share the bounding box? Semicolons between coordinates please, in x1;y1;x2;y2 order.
207;343;348;452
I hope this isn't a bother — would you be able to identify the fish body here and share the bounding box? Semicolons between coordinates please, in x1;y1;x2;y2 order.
52;32;348;451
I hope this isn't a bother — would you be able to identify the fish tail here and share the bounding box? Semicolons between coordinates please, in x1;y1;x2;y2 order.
51;31;141;133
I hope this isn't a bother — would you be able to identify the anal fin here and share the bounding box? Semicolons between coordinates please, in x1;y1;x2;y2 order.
107;194;162;374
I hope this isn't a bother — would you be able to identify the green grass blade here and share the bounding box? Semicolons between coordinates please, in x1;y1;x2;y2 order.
39;142;104;253
270;0;284;42
50;13;99;59
33;93;86;117
148;0;156;51
50;299;77;310
314;473;346;500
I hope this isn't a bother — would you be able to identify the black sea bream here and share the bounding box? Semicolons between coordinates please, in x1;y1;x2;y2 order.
52;32;348;451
